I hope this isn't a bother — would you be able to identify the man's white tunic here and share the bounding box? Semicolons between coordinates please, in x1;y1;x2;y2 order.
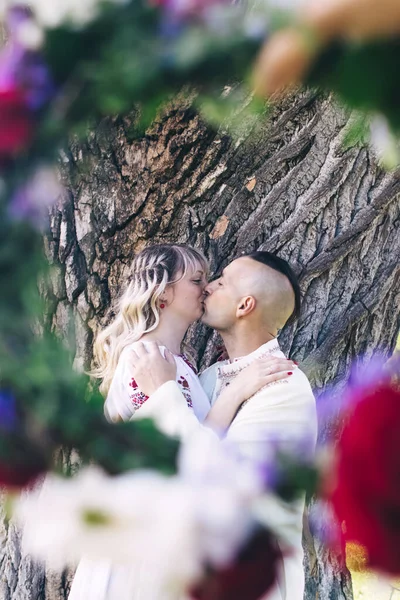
199;339;318;600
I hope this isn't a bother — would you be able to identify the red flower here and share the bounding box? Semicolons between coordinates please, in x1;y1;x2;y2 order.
330;382;400;575
0;463;44;489
0;88;34;157
190;529;281;600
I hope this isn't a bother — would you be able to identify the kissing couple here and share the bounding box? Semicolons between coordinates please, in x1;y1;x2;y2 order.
69;243;317;600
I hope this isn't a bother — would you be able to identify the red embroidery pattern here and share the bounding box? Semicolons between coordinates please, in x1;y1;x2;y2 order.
179;354;197;375
129;377;149;410
177;375;193;408
129;374;193;411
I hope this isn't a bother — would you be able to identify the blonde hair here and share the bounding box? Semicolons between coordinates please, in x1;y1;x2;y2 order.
92;244;208;395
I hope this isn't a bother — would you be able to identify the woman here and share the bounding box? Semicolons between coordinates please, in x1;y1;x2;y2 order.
69;243;294;600
97;243;293;431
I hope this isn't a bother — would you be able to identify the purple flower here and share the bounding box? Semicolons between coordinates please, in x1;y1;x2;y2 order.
9;166;63;229
0;389;18;431
154;0;231;22
249;434;317;499
347;354;388;393
316;354;391;441
0;7;54;110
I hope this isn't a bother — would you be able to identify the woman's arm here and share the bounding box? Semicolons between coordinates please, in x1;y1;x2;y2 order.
104;342;176;423
123;342;205;439
128;343;295;437
204;357;296;432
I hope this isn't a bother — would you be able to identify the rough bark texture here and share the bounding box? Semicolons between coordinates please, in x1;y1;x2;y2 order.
1;90;400;600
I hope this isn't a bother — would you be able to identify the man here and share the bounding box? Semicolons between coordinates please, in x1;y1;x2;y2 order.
199;252;317;600
127;251;317;600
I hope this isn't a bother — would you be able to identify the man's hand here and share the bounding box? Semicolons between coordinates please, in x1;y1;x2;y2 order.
130;342;177;397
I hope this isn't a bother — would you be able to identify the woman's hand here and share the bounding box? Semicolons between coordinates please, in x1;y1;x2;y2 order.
129;342;177;397
229;356;296;401
205;356;296;432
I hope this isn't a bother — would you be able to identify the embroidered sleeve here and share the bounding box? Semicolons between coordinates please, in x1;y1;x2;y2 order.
177;375;193;408
128;377;149;410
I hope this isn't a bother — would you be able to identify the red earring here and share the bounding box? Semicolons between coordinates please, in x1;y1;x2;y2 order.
160;303;165;309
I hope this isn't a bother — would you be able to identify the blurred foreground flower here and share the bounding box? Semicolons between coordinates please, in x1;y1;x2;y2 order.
2;0;129;29
254;0;400;97
9;165;63;227
0;7;54;160
303;0;400;42
0;389;49;489
190;528;280;600
369;115;400;171
329;380;400;575
253;27;317;97
152;0;229;20
179;430;262;566
17;467;202;581
0;88;34;157
15;433;284;598
15;459;264;591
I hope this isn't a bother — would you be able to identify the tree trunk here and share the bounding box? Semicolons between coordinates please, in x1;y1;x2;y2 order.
1;90;400;599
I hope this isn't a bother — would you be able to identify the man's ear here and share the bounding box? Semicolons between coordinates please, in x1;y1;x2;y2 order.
236;296;256;318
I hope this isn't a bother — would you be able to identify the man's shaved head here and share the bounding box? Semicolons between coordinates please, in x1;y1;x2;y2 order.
231;257;296;330
202;251;301;336
246;251;301;323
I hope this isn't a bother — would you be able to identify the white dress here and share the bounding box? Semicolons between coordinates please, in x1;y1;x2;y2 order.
68;342;210;600
104;343;210;425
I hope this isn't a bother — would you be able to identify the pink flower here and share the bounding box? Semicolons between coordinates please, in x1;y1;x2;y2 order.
0;88;34;157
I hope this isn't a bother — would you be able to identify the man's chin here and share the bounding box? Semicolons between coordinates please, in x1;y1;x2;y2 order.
200;312;211;326
200;310;216;328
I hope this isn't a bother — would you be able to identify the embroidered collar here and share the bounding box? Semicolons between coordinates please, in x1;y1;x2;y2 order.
217;339;281;377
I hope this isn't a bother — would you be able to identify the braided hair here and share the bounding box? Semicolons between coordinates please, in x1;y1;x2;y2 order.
92;244;208;395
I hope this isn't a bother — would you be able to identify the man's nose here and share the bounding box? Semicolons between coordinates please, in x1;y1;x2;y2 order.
204;282;213;296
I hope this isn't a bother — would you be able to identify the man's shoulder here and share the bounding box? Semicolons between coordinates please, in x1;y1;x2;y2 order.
243;365;315;411
228;366;318;450
289;367;314;395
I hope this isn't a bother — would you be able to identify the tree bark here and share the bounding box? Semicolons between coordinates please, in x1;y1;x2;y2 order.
1;90;399;599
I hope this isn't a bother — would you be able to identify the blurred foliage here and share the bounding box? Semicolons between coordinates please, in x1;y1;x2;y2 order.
307;38;400;134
